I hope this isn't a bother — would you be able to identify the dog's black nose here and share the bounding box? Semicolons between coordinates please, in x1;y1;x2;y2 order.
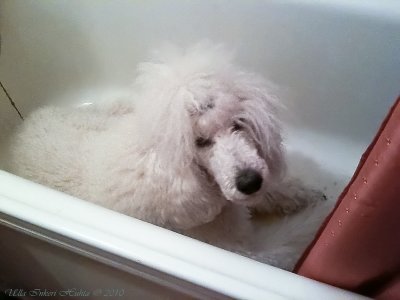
235;168;263;195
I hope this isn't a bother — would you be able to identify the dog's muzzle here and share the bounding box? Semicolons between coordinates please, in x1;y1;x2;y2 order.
235;168;263;195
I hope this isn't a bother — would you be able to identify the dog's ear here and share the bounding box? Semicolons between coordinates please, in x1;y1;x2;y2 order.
131;41;231;171
237;75;287;181
132;63;195;172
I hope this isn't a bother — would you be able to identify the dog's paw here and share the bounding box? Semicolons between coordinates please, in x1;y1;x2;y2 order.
252;178;327;216
273;187;326;215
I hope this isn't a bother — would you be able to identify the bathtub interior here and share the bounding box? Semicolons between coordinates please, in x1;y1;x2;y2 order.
0;0;399;299
1;1;399;198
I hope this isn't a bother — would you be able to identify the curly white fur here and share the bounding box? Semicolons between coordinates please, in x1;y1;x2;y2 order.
7;43;331;270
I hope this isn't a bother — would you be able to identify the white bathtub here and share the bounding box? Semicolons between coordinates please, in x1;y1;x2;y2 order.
1;1;399;299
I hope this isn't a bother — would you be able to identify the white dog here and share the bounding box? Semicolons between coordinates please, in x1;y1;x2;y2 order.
7;43;332;270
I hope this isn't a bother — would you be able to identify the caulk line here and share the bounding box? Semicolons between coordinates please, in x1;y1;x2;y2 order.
0;80;24;120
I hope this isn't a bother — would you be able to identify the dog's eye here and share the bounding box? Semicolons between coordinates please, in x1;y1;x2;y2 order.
232;121;243;132
195;137;213;148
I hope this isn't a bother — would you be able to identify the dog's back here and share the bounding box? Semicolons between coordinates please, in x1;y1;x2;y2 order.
7;105;119;198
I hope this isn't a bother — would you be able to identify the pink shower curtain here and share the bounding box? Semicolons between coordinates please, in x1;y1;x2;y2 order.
295;97;400;300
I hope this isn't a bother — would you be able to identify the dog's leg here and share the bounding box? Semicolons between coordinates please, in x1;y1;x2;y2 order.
252;178;327;216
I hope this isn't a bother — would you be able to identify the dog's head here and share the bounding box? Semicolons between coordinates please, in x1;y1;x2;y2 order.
133;43;286;206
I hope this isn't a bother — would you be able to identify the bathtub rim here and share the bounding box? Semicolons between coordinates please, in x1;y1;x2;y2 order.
0;170;369;300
